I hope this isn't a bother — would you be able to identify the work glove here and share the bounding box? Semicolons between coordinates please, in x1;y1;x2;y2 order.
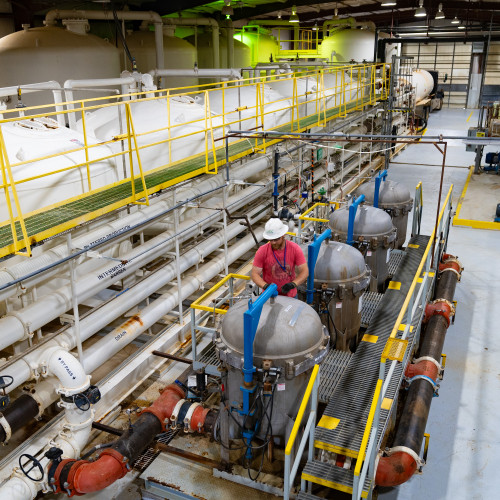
262;283;270;290
281;282;297;294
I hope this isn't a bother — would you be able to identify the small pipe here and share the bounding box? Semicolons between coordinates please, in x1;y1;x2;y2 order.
346;194;365;245
373;169;387;208
306;229;332;304
151;351;193;364
273;148;280;213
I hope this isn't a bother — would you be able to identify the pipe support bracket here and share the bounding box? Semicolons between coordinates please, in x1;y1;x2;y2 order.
412;356;442;373
405;374;439;396
0;413;12;443
385;445;424;468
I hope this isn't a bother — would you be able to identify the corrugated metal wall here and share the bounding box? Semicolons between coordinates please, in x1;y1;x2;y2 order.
483;41;500;105
402;42;472;108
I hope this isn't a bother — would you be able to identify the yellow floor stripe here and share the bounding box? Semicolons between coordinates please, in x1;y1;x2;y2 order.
408;244;419;249
362;334;378;343
398;324;414;332
314;441;359;458
318;416;340;430
466;110;473;122
417;277;423;283
302;474;369;499
388;281;401;290
382;398;393;410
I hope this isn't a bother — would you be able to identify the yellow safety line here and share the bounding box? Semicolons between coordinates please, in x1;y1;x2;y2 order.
285;364;319;456
466;111;474;122
301;473;369;498
453;165;499;230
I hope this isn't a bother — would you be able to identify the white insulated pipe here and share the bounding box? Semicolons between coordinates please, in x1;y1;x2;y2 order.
148;68;241;80
0;81;65;126
163;18;220;70
0;154;271;302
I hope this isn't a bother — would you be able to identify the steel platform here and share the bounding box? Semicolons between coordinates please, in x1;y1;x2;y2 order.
302;235;431;496
0;97;374;259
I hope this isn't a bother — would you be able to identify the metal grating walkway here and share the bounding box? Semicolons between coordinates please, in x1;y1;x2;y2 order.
302;235;431;495
360;291;383;328
319;350;352;403
0;97;374;259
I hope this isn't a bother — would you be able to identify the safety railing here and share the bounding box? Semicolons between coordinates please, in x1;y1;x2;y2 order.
0;63;388;258
284;364;320;500
351;185;454;499
412;182;423;237
296;201;339;244
189;273;250;370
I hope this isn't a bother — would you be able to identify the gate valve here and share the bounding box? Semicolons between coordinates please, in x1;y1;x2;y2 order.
19;453;44;482
0;375;13;409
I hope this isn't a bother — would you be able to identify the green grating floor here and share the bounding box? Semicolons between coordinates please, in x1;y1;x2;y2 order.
0;97;374;257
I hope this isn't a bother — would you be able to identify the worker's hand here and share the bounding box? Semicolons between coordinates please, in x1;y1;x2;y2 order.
262;283;270;290
281;282;296;294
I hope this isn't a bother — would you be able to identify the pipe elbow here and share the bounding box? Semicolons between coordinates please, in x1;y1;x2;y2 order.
375;451;417;487
46;348;89;396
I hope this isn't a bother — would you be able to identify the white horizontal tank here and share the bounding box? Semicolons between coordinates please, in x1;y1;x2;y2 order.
412;69;434;102
0;24;121;107
0;117;119;222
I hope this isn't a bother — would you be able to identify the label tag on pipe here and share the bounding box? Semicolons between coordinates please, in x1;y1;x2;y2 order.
277;383;286;391
336;302;342;309
367;250;372;256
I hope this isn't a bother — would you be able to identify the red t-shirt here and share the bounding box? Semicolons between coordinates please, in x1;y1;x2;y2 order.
253;240;306;297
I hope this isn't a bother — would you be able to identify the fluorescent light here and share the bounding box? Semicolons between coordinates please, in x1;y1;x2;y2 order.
289;5;299;23
381;1;397;6
458;24;465;29
312;23;319;31
451;16;460;24
435;3;444;20
415;0;426;17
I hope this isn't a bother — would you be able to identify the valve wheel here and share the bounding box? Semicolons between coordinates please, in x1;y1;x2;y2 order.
73;393;90;411
19;453;44;482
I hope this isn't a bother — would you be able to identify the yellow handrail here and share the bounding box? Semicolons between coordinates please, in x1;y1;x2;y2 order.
190;273;250;315
285;364;320;456
299;201;339;223
353;185;453;478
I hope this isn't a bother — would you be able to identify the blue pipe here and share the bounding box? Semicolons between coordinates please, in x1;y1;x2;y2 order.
373;169;388;208
347;195;365;246
306;228;332;304
241;283;278;416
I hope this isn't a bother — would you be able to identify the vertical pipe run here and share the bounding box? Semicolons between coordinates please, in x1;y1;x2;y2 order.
347;194;365;246
373;169;387;208
273;148;280;214
306;229;332;304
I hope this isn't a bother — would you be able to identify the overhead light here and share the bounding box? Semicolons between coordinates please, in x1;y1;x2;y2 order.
277;11;282;19
415;0;426;17
458;24;465;29
312;23;319;31
334;8;338;17
451;16;460;24
381;1;397;6
289;5;299;23
221;0;234;17
435;3;445;20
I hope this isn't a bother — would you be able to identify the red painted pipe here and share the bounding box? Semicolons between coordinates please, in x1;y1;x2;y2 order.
405;360;438;380
52;384;186;496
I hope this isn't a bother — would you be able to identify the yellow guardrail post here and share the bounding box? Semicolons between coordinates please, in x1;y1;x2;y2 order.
125;102;149;206
284;364;320;500
79;101;92;192
0;127;32;257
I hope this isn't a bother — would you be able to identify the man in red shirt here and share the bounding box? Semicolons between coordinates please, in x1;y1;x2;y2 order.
251;219;309;297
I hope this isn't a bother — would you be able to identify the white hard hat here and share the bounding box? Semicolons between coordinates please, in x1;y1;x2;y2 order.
263;218;288;240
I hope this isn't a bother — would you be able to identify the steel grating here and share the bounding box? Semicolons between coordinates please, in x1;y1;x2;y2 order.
360;291;384;328
0;97;373;258
297;492;325;500
197;341;220;368
302;459;372;497
314;235;430;457
319;349;353;403
387;248;405;277
132;428;178;473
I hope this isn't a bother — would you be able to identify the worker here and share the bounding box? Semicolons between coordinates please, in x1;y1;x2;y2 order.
251;218;308;297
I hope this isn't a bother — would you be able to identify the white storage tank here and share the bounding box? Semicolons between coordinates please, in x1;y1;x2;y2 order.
186;30;251;69
124;27;198;90
235;28;279;66
0;25;121;107
412;69;434;102
320;28;375;63
0;117;119;222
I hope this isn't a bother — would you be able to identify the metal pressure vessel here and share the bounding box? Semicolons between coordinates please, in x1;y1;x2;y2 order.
216;296;328;440
329;205;397;291
309;241;370;351
0;25;120;107
355;179;413;248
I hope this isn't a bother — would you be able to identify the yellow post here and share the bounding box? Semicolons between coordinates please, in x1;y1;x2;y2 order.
79;101;92;192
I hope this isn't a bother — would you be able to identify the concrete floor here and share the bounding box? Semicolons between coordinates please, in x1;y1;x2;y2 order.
378;108;500;500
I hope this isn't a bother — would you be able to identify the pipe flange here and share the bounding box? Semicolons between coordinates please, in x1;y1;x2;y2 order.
0;412;12;443
439;266;462;280
385;446;424;467
169;399;186;429
412;356;442;373
430;298;456;315
5;310;32;340
183;402;201;433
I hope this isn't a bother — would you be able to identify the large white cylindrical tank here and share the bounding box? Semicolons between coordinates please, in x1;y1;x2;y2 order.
0;118;119;222
235;29;279;66
186;31;251;69
412;69;434;102
123;28;198;89
320;29;375;62
195;84;292;132
78;96;226;172
0;26;121;107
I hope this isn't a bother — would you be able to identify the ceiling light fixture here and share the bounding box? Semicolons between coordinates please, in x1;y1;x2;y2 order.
277;11;282;19
289;5;299;23
451;16;460;24
381;1;397;6
312;23;319;31
221;0;234;17
458;24;465;29
415;0;426;17
435;3;445;20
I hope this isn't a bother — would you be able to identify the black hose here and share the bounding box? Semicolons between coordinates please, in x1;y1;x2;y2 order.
0;394;39;443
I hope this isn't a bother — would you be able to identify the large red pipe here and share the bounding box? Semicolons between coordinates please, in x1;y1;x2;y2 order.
51;384;214;496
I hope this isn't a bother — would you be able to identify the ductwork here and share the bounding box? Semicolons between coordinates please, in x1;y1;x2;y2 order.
375;253;463;486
